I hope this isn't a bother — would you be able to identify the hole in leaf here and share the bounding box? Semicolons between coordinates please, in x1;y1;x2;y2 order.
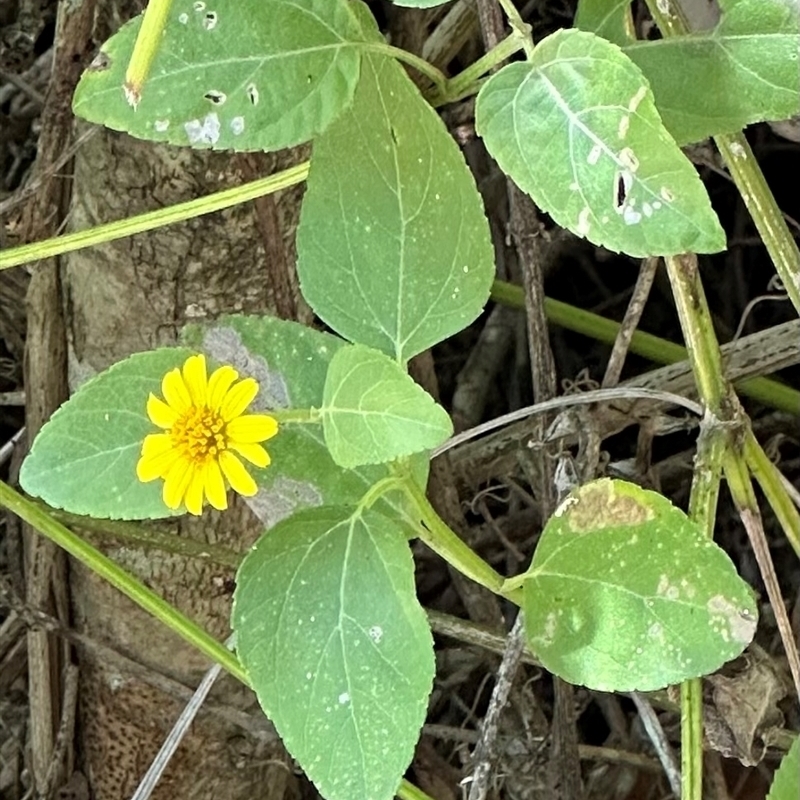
89;52;111;71
204;90;226;105
204;11;218;29
615;174;627;210
246;84;259;105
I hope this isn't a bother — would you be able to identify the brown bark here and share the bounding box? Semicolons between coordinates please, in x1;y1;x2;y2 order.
47;3;311;789
62;127;308;797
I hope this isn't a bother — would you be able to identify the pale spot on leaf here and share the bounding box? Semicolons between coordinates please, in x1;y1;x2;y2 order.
707;595;757;644
566;479;654;532
577;206;591;236
619;147;639;173
184;112;220;145
628;86;648;114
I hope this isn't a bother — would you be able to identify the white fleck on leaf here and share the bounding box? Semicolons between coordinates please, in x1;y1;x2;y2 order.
476;29;726;257
184;112;221;145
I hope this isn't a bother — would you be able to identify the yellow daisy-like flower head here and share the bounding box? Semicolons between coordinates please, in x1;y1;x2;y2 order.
136;354;278;516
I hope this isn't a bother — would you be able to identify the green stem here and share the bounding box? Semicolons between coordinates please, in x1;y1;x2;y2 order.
744;431;800;559
439;34;525;103
495;0;534;58
271;407;319;425
0;162;310;271
680;679;704;800
402;476;522;605
124;0;174;106
491;280;800;415
43;503;242;568
679;421;728;800
0;480;248;684
722;449;800;697
397;779;437;800
716;133;800;316
364;42;447;95
664;255;729;410
663;254;730;800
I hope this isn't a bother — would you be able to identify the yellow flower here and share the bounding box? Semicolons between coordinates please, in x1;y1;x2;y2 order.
136;354;278;515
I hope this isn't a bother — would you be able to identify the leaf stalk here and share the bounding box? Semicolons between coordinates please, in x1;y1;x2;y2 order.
124;0;175;107
402;475;523;605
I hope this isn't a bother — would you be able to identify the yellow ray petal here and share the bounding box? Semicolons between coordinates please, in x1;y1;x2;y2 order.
219;451;257;497
203;459;228;510
137;438;181;482
220;378;259;421
162;459;194;509
182;354;208;407
184;469;205;516
140;432;172;457
207;365;238;411
162;367;192;413
226;414;278;444
229;441;270;468
146;393;179;429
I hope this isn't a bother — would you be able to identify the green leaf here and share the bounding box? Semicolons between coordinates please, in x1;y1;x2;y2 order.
233;506;434;800
522;479;758;692
767;736;800;800
625;0;800;145
296;53;494;362
184;315;429;527
20;348;195;519
73;0;364;152
388;0;451;6
475;29;726;258
321;344;452;469
575;0;635;46
21;317;430;522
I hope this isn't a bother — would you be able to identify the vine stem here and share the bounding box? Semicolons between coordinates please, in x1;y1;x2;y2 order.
744;432;800;558
495;0;534;58
663;253;800;797
363;42;448;96
402;475;523;606
724;452;800;697
437;34;525;104
491;280;800;414
647;0;800;784
663;253;729;800
716;133;800;315
0;163;310;271
397;779;437;800
0;480;248;684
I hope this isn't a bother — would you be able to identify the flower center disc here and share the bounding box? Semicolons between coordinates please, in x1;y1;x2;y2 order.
171;407;227;464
